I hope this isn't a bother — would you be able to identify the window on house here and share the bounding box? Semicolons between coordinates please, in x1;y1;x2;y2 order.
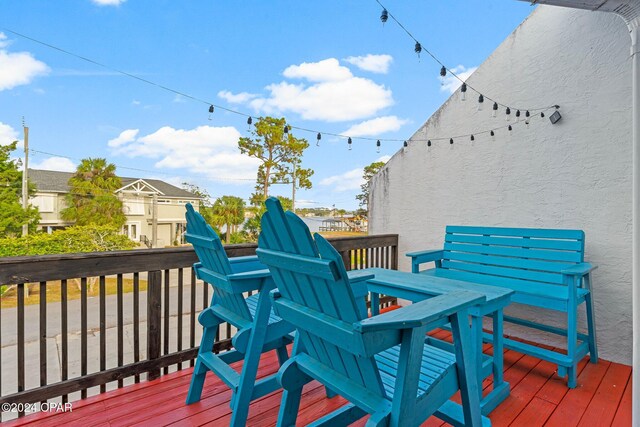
123;197;145;215
32;195;56;212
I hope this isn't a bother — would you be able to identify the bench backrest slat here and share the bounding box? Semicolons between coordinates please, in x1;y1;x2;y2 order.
440;226;585;290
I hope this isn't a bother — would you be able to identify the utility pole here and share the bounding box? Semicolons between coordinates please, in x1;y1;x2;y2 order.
151;193;158;248
291;162;296;213
21;122;29;237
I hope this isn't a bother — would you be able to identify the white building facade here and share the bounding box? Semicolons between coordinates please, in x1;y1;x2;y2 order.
369;6;633;364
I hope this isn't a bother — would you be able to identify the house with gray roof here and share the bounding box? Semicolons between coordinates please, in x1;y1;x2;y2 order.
29;169;201;247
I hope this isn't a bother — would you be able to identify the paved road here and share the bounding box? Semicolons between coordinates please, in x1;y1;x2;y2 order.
0;281;236;398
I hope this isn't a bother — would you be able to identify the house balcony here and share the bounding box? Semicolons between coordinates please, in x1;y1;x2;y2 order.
0;235;631;426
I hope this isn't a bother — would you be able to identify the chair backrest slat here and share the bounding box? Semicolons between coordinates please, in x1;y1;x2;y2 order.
185;203;251;320
258;198;385;395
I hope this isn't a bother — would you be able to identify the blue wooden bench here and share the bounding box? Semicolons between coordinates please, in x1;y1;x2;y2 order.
183;203;295;427
407;226;598;388
257;198;489;426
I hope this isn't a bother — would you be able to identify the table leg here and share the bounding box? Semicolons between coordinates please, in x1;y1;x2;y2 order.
471;315;484;400
480;309;510;415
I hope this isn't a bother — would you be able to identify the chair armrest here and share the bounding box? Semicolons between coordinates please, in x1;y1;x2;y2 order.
561;262;597;277
405;249;444;273
347;270;375;284
353;290;485;333
227;269;272;282
229;255;267;274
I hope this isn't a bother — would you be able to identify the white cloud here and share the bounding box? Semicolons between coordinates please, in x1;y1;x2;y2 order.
320;156;390;192
0;122;19;146
172;94;186;103
344;54;393;74
109;125;261;182
108;129;139;148
0;33;11;49
220;58;394;123
319;168;364;192
343;116;408;137
91;0;126;6
0;38;50;91
30;157;75;172
218;90;258;104
440;65;478;94
283;58;352;82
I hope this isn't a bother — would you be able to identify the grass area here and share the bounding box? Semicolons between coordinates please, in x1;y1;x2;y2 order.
0;277;148;309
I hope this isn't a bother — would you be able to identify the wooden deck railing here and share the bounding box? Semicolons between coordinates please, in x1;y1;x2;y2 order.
0;234;398;419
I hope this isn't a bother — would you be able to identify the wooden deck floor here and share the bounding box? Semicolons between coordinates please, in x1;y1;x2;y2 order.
6;331;632;427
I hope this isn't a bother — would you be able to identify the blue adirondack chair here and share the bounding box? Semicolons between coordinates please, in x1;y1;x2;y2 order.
256;198;488;427
184;203;295;427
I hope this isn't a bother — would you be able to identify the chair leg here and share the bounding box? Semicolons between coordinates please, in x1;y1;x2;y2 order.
276;344;289;365
567;302;578;389
186;311;220;404
230;290;272;427
584;275;598;363
186;358;207;404
277;388;303;427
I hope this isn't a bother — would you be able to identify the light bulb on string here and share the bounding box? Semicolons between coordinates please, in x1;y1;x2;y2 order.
403;140;408;149
490;130;495;140
376;139;381;153
540;112;545;118
208;105;214;120
515;110;521;122
283;125;289;136
380;9;388;24
460;82;467;101
414;42;422;59
450;138;454;145
348;137;352;150
246;117;252;131
477;94;484;111
492;102;498;118
505;107;511;121
525;110;531;127
427;140;432;147
440;66;446;86
316;132;321;147
470;134;475;142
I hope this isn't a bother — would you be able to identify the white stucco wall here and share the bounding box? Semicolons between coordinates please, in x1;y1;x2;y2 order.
369;6;633;364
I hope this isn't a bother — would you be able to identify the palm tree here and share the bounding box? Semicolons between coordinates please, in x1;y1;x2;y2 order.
212;196;245;244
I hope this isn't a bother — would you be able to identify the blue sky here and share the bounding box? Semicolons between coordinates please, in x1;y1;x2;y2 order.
0;0;535;209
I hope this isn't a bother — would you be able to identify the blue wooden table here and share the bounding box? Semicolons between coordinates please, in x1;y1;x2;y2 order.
360;267;514;416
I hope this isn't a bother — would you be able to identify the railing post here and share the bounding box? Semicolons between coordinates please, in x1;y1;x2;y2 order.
147;270;162;381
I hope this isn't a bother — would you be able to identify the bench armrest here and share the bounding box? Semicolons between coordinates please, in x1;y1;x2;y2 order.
347;270;375;283
353;290;485;333
561;262;597;277
405;249;444;272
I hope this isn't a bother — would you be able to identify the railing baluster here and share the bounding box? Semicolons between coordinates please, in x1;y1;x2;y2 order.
190;268;196;368
163;269;170;375
147;270;162;381
61;279;68;403
39;281;47;402
177;268;183;370
203;280;209;309
17;283;24;417
80;277;87;399
117;274;123;388
99;276;106;393
133;272;140;383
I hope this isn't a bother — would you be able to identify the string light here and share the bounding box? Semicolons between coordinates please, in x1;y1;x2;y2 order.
283;125;289;135
516;110;521;120
470;135;475;141
460;83;467;101
316;132;322;146
478;94;484;111
380;8;388;23
208;105;214;120
427;140;432;147
403;140;408;148
348;137;352;150
492;102;498;118
440;66;446;86
450;138;454;145
505;107;511;121
490;130;495;137
1;25;560;155
375;0;557;114
376;139;381;153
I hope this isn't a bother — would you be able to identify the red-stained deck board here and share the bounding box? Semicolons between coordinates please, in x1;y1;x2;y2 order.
4;343;630;427
576;362;631;427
